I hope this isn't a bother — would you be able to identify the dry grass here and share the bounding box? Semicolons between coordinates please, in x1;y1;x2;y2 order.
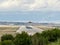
0;25;20;38
35;25;55;30
0;25;55;38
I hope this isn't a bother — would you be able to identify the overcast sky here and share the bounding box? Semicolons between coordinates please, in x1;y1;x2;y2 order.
0;0;60;23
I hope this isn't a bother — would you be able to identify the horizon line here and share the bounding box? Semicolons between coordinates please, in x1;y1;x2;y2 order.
0;20;60;23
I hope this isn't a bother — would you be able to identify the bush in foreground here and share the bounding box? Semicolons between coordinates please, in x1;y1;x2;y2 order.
14;31;32;45
32;33;48;45
1;34;14;41
1;40;15;45
41;28;60;42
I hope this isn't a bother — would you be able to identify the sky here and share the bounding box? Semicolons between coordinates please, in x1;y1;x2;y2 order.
0;0;60;23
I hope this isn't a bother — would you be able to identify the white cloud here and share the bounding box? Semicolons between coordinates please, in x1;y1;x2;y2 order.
28;0;60;11
0;0;20;8
0;0;60;11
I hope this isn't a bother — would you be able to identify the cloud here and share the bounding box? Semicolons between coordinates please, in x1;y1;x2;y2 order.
28;0;60;11
0;0;60;11
0;0;20;8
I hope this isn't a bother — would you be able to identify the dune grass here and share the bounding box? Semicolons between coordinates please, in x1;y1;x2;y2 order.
0;27;19;30
0;26;19;38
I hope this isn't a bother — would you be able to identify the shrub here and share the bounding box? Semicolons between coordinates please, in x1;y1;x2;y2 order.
1;40;15;45
14;31;32;45
1;34;14;41
32;33;48;45
41;28;60;42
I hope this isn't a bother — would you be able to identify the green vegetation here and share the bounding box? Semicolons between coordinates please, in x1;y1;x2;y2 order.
1;40;15;45
48;39;60;45
1;34;14;41
0;28;60;45
14;32;32;45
